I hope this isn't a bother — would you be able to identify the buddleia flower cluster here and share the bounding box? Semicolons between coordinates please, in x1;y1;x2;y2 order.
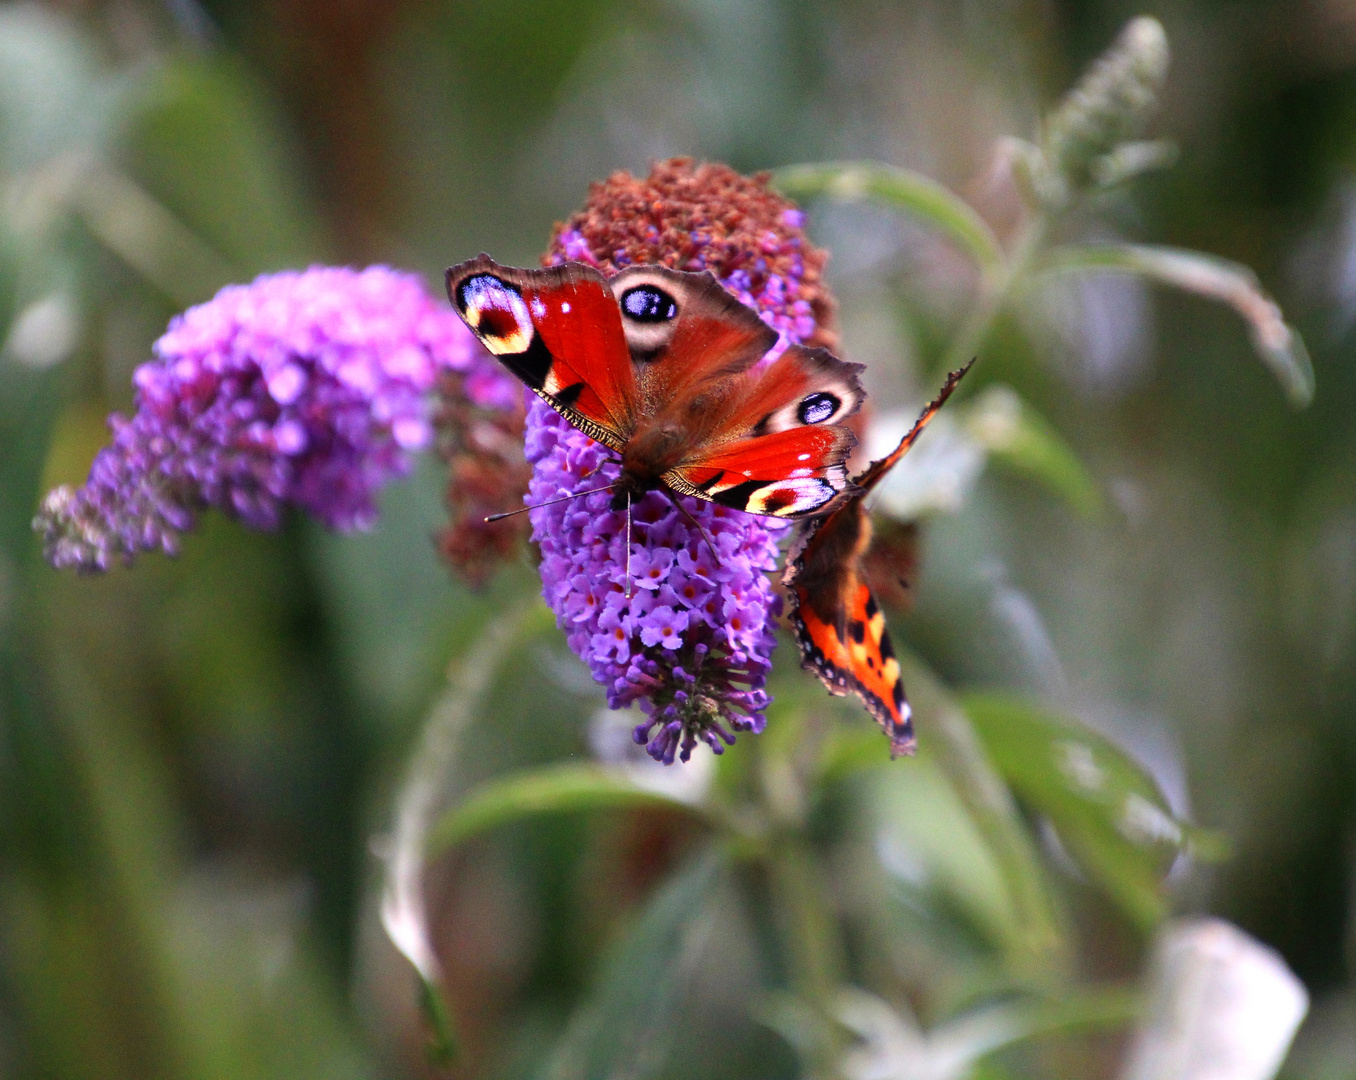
35;266;514;571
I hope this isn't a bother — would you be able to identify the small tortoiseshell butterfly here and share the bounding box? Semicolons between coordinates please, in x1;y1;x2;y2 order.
783;363;972;757
445;255;865;520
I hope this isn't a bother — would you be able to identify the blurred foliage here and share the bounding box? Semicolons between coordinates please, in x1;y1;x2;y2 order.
2;1;1356;1079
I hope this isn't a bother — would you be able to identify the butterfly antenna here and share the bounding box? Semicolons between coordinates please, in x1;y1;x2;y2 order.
857;358;976;489
484;483;615;523
624;490;633;599
669;493;720;562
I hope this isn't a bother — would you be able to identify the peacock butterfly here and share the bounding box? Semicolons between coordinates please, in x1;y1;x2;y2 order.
783;362;973;757
445;255;866;520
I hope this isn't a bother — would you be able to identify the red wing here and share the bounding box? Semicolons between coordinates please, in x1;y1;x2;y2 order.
446;255;638;448
783;503;914;756
662;344;867;518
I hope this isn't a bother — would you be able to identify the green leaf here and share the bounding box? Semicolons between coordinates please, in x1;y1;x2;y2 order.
773;161;1004;276
864;750;1027;956
417;977;458;1069
538;850;727;1080
962;692;1228;932
67;160;236;308
831;985;1139;1080
1089;139;1178;189
845;658;1070;978
963;385;1104;518
1041;243;1314;408
427;762;714;855
0;5;124;173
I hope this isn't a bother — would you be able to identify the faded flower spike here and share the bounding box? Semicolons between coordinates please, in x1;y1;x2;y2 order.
1040;16;1170;204
523;158;840;763
36;265;512;571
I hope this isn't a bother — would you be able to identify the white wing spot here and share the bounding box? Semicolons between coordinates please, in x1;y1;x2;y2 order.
797;453;811;461
561;301;571;313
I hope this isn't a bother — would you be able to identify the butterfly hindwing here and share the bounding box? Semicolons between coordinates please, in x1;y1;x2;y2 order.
785;500;913;755
666;424;856;517
660;344;866;517
447;255;638;449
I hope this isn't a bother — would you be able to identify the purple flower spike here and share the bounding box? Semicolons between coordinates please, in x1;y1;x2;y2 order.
524;400;785;763
529;159;839;763
36;265;513;571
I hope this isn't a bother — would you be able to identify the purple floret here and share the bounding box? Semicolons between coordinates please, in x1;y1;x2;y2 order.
36;265;514;571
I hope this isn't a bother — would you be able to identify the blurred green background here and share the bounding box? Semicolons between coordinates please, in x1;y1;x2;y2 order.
1;1;1354;1077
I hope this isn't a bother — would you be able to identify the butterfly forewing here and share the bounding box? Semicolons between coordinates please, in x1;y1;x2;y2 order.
610;266;778;382
447;256;638;447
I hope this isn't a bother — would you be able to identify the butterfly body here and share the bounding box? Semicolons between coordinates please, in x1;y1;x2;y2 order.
784;363;973;756
446;255;866;520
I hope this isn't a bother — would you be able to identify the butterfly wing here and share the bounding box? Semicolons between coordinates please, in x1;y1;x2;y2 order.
784;500;914;755
608;265;780;389
446;255;638;450
783;362;974;753
449;257;867;518
663;343;865;517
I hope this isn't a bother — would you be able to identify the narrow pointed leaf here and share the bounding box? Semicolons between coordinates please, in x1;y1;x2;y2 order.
774;160;1004;275
855;659;1070;976
962;692;1227;932
963;385;1103;518
379;602;555;1063
1042;243;1314;408
427;762;715;855
538;850;727;1080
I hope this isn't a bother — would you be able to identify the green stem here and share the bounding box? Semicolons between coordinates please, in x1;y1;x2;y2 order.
749;705;849;1078
765;834;848;1080
899;658;1070;978
929;693;1069;978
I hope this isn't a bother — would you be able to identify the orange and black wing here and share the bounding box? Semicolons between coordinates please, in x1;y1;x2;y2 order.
783;362;973;754
784;499;914;755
